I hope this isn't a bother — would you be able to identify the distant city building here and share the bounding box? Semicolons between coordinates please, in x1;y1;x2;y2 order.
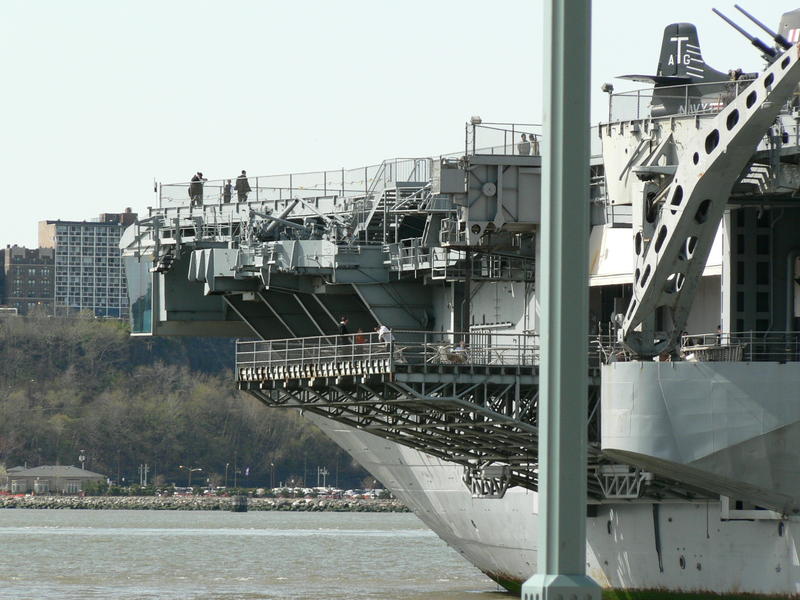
1;245;55;315
4;465;105;494
38;209;137;319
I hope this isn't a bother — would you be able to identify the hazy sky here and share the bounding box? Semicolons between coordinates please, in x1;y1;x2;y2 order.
0;1;790;247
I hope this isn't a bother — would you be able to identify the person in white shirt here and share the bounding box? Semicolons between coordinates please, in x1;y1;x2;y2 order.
376;324;394;344
451;340;468;363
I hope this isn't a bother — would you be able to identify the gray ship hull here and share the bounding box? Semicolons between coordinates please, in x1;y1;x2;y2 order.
304;409;800;598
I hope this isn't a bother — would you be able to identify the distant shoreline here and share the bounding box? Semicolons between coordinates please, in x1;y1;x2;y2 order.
0;495;409;512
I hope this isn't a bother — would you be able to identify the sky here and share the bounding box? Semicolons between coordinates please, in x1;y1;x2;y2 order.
0;0;791;247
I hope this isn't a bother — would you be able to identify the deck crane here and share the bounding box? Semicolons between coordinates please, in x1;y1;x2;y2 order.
620;40;800;357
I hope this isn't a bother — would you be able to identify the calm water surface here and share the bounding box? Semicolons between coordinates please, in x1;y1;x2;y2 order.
0;509;507;600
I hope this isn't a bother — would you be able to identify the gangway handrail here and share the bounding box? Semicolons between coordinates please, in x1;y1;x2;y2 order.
159;156;434;209
681;330;800;362
234;331;619;383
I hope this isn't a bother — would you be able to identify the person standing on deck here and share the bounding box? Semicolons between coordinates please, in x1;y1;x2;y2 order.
236;170;252;202
517;133;531;156
189;172;206;206
376;324;394;344
223;179;233;203
338;316;351;344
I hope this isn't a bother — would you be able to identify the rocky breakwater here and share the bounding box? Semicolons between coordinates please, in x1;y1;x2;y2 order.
0;495;409;512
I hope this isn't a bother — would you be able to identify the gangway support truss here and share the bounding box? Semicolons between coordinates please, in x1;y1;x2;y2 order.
242;368;551;493
236;334;713;503
622;43;800;356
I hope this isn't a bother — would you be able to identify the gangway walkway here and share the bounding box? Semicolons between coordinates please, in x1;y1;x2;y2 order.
237;331;618;499
237;330;553;495
236;330;760;501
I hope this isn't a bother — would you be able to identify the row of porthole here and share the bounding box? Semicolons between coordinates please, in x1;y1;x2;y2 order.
701;53;788;157
633;191;706;292
626;54;794;318
633;53;792;292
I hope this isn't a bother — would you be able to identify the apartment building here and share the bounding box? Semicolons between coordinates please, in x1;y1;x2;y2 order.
38;209;137;318
1;245;55;315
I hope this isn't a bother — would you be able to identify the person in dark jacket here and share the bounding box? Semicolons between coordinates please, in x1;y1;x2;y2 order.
223;179;233;203
235;170;252;202
338;316;350;344
189;172;206;206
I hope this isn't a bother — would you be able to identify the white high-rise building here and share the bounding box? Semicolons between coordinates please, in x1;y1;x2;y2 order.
38;209;137;319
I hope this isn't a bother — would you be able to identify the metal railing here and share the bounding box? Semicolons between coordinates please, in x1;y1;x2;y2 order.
349;158;432;237
235;331;622;382
386;238;432;272
439;217;466;246
237;332;392;381
158;158;432;210
466;122;543;157
236;330;540;380
681;331;800;362
608;79;754;122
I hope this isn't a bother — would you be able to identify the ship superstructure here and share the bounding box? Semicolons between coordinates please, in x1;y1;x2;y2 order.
123;8;800;598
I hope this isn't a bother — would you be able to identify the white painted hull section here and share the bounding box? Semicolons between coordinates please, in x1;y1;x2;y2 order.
306;412;800;596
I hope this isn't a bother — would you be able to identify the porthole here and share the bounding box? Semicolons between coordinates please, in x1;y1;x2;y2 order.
779;521;785;537
726;109;739;131
654;225;668;253
641;265;651;287
607;520;612;535
746;90;757;108
682;236;698;260
646;192;658;223
764;73;775;88
635;232;643;256
670;185;684;206
679;556;686;569
782;56;791;69
664;273;685;294
695;199;712;224
705;129;720;154
692;152;699;165
635;268;641;283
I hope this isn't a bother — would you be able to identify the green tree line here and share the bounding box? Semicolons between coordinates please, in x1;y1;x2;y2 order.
0;313;368;489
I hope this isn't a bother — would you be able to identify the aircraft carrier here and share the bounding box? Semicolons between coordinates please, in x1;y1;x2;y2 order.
122;7;800;597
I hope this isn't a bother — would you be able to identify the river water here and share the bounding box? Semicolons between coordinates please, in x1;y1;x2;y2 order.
0;509;507;600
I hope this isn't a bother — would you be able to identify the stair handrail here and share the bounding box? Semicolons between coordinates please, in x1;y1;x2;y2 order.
351;157;434;237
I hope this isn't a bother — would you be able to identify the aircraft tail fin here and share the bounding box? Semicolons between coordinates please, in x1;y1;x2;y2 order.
655;22;727;83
